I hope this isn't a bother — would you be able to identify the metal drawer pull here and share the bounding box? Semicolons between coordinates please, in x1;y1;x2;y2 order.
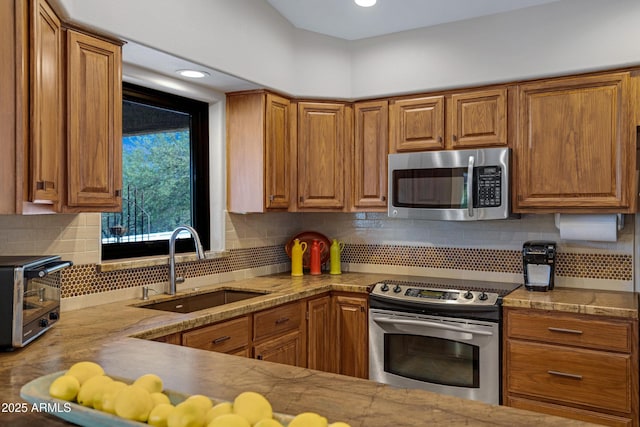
212;336;231;344
548;370;583;380
275;317;290;325
548;327;583;335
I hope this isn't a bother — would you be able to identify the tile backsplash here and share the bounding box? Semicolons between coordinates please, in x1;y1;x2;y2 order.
0;211;635;310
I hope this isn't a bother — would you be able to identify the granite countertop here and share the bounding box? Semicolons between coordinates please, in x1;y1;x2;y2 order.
503;286;639;319
0;272;613;426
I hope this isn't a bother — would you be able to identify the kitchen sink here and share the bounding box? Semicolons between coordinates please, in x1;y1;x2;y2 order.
137;289;267;313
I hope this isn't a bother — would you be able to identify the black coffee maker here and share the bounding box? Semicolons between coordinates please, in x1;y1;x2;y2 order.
522;241;556;291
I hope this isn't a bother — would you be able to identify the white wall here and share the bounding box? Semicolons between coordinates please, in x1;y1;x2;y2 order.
350;0;640;97
56;0;640;99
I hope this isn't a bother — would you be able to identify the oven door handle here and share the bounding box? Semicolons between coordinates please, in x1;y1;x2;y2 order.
372;316;493;337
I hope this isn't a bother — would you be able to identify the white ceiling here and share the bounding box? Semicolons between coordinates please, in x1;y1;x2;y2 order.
266;0;560;40
122;0;562;93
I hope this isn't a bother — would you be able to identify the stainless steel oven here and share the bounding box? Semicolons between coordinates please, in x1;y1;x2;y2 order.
368;277;519;405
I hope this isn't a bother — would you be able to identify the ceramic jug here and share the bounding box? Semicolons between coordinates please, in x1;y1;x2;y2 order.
290;239;307;277
309;239;325;275
329;239;345;275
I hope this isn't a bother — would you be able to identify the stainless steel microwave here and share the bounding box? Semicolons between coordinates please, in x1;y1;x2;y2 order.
388;147;511;221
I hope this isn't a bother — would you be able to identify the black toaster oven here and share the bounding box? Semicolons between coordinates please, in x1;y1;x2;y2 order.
0;255;72;350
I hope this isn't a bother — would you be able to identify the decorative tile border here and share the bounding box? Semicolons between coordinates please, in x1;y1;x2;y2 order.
60;243;632;299
342;244;633;281
60;245;289;298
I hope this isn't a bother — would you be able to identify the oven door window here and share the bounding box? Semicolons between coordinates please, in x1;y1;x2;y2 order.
392;168;469;209
384;333;480;388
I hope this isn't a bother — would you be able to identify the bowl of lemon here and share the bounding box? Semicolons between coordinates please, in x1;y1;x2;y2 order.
20;361;349;427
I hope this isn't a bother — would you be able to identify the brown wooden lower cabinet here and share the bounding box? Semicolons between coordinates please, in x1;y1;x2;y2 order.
503;307;638;427
150;291;369;380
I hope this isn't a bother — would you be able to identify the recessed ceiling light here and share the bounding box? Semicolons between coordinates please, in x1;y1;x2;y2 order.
355;0;376;7
176;69;210;79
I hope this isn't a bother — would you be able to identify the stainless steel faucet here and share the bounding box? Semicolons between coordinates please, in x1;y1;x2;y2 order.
168;225;206;295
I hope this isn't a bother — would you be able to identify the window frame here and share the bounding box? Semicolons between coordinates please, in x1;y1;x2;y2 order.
101;82;210;260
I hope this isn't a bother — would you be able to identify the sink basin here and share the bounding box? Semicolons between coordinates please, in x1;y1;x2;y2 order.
138;289;267;313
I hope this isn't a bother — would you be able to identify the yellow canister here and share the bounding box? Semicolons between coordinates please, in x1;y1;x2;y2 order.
290;239;307;276
329;239;344;275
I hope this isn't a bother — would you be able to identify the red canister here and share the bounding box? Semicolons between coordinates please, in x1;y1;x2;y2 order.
309;239;325;275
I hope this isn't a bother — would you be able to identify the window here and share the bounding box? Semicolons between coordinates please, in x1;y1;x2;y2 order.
101;83;210;260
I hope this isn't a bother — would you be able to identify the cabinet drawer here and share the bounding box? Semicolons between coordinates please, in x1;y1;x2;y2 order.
506;310;632;352
508;396;632;427
182;316;249;353
253;301;302;341
507;340;632;413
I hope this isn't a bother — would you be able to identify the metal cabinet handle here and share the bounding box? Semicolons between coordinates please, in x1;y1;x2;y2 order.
212;336;231;344
256;355;263;360
275;317;290;325
548;370;583;380
36;181;55;190
452;135;458;142
548;327;583;335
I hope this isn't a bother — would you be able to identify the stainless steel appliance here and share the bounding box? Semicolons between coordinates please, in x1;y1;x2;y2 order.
0;256;72;350
369;277;520;404
388;147;511;221
522;241;557;292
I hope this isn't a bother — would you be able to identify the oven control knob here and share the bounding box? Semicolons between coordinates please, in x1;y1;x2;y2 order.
49;312;59;320
39;318;49;328
380;283;389;292
393;285;402;293
479;292;488;301
464;290;474;299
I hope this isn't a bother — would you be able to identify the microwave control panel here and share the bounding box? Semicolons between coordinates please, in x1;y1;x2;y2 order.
475;166;502;208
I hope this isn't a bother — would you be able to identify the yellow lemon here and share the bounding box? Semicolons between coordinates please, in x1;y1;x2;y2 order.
76;375;113;407
185;394;213;413
254;419;284;427
288;412;328;427
133;373;164;394
95;380;126;413
66;361;105;385
114;384;154;422
232;391;272;425
148;403;176;427
151;392;172;407
329;423;352;427
205;402;233;424
208;413;251;427
167;400;206;427
48;374;80;401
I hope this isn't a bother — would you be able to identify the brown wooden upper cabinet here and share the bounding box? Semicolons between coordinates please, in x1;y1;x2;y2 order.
448;88;507;149
514;72;636;213
227;91;294;213
29;0;64;206
0;0;122;214
390;95;444;152
297;101;347;210
390;88;508;153
65;29;122;212
352;100;388;211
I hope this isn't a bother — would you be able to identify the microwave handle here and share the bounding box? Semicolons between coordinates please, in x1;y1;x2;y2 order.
467;155;474;217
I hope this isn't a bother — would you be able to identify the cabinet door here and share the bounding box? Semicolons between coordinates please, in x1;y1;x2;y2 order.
307;295;333;373
297;102;345;209
352;100;388;210
265;93;292;210
449;88;507;149
390;96;444;152
30;0;63;205
333;294;368;379
254;330;304;367
66;29;122;211
515;73;634;212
